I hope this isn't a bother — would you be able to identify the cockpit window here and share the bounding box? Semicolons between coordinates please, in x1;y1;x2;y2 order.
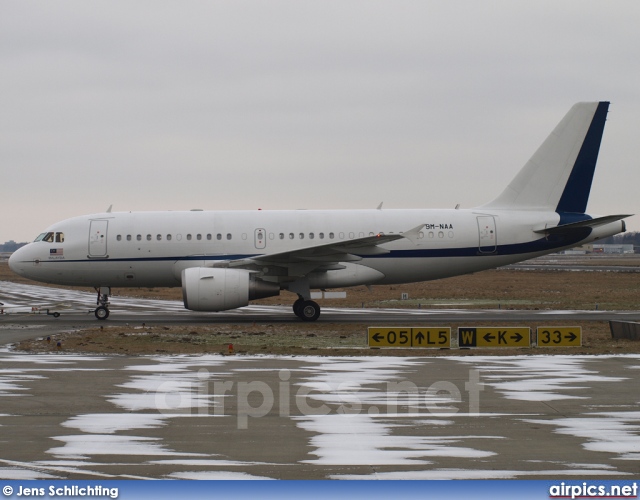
34;232;63;243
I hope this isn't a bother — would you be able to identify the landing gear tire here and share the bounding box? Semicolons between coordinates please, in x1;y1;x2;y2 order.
94;286;111;321
299;300;320;322
293;299;305;318
95;306;110;320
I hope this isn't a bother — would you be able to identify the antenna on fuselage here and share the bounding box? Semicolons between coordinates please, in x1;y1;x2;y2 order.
106;205;113;213
377;202;383;210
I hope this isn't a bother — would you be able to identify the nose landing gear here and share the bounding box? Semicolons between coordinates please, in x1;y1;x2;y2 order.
94;287;111;320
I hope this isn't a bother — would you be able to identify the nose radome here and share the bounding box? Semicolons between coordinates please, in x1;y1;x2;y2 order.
8;249;19;273
8;246;28;276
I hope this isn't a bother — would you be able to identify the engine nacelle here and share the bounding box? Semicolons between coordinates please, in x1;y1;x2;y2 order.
182;267;280;312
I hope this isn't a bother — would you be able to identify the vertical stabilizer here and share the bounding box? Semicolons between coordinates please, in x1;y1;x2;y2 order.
480;102;609;213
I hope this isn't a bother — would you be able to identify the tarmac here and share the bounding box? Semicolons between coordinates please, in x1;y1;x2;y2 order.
1;281;639;480
0;347;639;479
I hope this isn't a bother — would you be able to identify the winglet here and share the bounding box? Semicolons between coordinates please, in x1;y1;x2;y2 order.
401;224;426;243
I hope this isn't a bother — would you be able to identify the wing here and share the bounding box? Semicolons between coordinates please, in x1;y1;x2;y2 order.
209;224;424;277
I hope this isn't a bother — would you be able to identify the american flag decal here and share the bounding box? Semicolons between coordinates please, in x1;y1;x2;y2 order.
50;248;63;255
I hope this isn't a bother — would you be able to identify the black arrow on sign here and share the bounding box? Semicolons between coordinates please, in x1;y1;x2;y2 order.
483;333;495;342
415;332;425;343
372;333;383;342
565;332;577;342
510;333;523;342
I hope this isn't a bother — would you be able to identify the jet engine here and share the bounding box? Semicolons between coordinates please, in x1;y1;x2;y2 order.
182;267;280;312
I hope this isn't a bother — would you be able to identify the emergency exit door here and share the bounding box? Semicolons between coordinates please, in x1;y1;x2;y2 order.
255;228;266;249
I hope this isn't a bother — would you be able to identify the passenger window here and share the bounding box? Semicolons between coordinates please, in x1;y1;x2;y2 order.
329;232;335;239
279;233;284;240
299;233;304;239
217;234;222;240
147;234;152;241
187;234;192;241
289;233;294;239
127;235;132;241
319;232;324;239
55;232;65;243
349;232;355;239
207;234;212;240
197;234;202;240
167;234;172;241
226;233;232;240
309;233;314;239
117;235;122;241
137;235;141;241
157;234;162;241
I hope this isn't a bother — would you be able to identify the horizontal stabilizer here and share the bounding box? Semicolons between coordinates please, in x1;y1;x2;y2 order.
534;214;632;235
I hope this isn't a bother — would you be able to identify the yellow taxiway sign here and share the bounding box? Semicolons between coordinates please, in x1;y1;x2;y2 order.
536;326;582;347
368;327;451;348
458;327;531;348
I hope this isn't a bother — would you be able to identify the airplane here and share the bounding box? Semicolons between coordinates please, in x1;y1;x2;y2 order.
8;101;631;322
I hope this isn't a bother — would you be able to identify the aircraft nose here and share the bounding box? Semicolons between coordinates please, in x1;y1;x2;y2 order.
8;245;30;277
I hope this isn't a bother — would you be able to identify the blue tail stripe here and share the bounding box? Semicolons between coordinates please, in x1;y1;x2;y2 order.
555;101;609;214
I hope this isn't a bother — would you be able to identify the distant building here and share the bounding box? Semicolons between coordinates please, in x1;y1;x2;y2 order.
0;241;27;253
592;244;635;254
563;249;587;255
557;243;636;255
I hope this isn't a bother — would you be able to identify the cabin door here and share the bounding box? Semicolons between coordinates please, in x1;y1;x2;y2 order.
477;216;497;254
89;220;109;257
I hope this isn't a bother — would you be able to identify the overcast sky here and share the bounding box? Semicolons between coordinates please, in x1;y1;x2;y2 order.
1;1;639;243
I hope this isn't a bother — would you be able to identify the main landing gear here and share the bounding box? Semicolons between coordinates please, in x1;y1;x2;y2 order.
293;297;321;321
94;287;111;320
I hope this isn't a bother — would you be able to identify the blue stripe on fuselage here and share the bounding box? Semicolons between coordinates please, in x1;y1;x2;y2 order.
33;230;590;265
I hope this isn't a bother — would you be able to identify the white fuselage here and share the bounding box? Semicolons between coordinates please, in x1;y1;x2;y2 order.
8;207;623;290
